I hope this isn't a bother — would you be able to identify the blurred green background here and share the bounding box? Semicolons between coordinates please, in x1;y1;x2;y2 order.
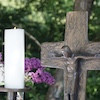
0;0;100;100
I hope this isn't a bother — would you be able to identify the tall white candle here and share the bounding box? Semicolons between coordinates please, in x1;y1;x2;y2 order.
4;29;24;89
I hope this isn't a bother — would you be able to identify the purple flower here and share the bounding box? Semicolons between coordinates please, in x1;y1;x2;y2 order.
25;58;42;72
30;58;41;69
25;57;55;85
29;68;55;85
29;68;44;83
42;71;55;85
25;58;32;72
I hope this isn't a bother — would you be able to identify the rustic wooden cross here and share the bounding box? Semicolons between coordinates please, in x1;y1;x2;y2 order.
41;11;100;100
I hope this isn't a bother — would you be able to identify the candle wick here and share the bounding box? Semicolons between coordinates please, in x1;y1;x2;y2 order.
14;27;17;29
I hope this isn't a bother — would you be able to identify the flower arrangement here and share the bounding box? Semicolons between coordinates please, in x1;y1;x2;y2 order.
0;53;55;86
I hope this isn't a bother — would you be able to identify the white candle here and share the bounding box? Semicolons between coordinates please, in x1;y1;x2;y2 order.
4;28;25;89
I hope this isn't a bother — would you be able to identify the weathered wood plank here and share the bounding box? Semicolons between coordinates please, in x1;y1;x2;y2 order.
41;58;65;69
83;42;100;54
77;62;87;100
83;59;100;70
65;11;88;52
41;42;64;68
64;11;89;100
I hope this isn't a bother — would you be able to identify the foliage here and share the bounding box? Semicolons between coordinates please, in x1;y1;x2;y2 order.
89;0;100;41
0;0;100;99
86;71;100;100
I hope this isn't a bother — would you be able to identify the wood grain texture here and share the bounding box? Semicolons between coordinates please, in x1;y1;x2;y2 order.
64;11;89;100
83;59;100;70
65;11;88;52
41;42;64;68
77;61;87;100
83;42;100;55
41;58;65;69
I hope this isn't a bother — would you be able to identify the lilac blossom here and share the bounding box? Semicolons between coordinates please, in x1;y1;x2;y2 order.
29;68;43;83
25;58;32;72
28;68;55;85
25;57;55;85
42;71;55;85
30;58;41;69
25;57;42;72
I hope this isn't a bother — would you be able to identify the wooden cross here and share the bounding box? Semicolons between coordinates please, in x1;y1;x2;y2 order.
41;11;100;100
